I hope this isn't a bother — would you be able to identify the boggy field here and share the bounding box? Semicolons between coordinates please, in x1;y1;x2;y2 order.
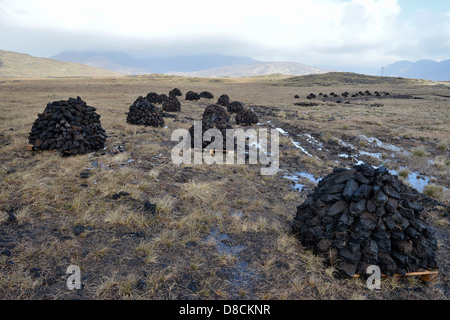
0;73;449;300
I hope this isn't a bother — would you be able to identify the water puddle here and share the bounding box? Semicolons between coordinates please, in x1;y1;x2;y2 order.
275;127;289;136
337;136;399;164
290;139;313;157
336;136;435;193
303;133;325;151
119;158;135;168
205;229;258;298
273;126;313;157
358;150;384;161
358;134;406;154
245;133;268;156
256;120;272;126
338;153;383;166
389;168;432;193
283;170;321;192
337;157;433;193
206;229;246;257
337;138;356;150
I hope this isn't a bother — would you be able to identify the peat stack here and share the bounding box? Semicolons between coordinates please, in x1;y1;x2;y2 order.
293;164;438;278
217;94;230;106
28;97;106;155
127;97;165;127
159;94;169;104
202;104;231;124
199;91;214;99
146;92;161;104
185;91;200;101
162;96;181;112
188;104;232;149
235;109;259;126
169;88;182;97
227;101;244;114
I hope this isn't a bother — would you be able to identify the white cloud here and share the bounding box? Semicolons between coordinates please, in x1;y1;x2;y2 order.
0;0;399;41
0;0;448;67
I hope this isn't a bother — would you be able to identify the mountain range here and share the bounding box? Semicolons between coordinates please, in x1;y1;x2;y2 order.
0;49;123;79
1;48;449;81
383;59;450;81
50;51;259;75
50;51;449;80
166;62;332;77
50;51;333;77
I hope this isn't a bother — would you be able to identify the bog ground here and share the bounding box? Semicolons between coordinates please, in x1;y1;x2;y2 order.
0;73;449;299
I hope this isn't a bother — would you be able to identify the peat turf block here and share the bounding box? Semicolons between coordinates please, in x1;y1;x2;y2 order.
162;96;181;112
28;96;107;155
199;91;214;99
169;88;182;97
227;101;244;114
127;96;165;127
217;94;230;106
188;104;232;149
292;164;438;278
185;91;200;101
235;109;259;126
146;92;162;104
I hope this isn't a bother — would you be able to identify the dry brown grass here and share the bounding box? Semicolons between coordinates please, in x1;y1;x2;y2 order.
0;74;448;300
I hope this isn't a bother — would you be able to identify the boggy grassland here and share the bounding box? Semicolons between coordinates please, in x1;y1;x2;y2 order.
0;73;449;300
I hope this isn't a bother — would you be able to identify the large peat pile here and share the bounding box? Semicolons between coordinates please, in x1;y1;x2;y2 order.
235;109;259;126
293;164;438;277
146;92;162;104
169;88;182;97
185;91;200;101
162;96;181;112
188;104;233;149
28;97;107;155
127;97;165;127
227;101;244;114
217;94;230;106
199;91;214;99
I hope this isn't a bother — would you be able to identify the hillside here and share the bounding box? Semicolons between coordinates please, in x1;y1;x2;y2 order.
166;61;331;77
384;59;450;81
51;51;260;74
0;49;124;79
278;72;432;87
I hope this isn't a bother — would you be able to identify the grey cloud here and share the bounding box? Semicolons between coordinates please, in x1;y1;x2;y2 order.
1;9;449;72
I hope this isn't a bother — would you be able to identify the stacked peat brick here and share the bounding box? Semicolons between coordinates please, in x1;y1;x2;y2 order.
162;96;181;112
28;97;107;155
235;109;259;126
126;96;165;127
293;164;438;278
188;104;233;149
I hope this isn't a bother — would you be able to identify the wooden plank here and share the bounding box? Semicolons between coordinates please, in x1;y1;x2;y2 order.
353;270;438;282
417;271;439;282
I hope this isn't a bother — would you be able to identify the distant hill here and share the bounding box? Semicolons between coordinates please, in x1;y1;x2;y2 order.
384;59;450;81
279;72;425;87
50;51;147;75
166;62;332;77
51;51;260;74
0;49;124;79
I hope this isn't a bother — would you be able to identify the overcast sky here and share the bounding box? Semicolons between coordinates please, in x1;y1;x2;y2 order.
1;0;449;69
